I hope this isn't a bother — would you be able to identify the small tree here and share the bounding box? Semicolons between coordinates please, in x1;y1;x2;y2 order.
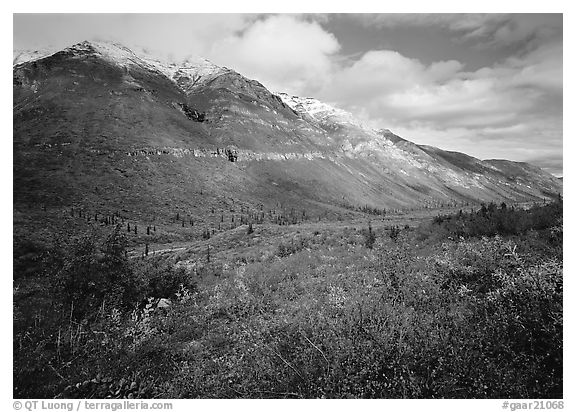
202;228;211;240
364;222;376;249
247;222;254;235
389;225;401;242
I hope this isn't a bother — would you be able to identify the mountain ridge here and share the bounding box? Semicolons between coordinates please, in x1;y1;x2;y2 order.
13;40;562;230
12;40;559;166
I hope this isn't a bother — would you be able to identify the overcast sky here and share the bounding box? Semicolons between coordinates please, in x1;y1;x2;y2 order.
13;13;563;176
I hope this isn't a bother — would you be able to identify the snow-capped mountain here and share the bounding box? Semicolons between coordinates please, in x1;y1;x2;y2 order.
277;93;360;125
13;40;562;224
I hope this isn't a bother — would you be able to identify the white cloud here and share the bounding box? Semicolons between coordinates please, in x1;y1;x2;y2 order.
124;14;257;61
207;15;340;95
311;36;561;169
13;14;258;63
322;53;526;127
319;50;465;108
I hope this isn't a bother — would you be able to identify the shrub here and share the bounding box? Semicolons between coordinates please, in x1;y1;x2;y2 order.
48;226;146;319
362;223;376;249
134;259;197;299
14;202;563;399
277;237;308;257
429;198;563;240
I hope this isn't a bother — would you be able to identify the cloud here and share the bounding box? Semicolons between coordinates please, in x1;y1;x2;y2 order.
13;14;258;62
502;40;563;94
320;50;464;102
123;14;258;61
322;53;523;128
207;15;340;94
352;13;562;49
313;34;561;168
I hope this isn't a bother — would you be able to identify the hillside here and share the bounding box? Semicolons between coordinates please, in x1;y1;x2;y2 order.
13;40;562;241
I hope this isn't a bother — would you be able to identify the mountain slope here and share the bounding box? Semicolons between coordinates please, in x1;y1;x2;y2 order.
276;93;561;205
13;40;562;233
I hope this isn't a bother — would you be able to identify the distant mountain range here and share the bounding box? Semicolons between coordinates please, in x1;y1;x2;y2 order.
13;40;562;225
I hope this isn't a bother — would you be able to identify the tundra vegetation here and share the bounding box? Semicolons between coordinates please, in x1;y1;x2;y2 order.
13;198;562;398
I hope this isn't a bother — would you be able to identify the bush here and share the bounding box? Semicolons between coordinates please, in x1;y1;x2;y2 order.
277;237;308;257
362;223;376;249
13;203;563;399
13;225;202;398
429;198;562;240
134;259;197;300
47;226;146;319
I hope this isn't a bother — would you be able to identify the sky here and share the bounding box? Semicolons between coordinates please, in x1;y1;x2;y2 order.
13;13;563;176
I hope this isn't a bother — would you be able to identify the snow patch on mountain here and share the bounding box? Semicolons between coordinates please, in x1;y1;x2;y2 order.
134;54;229;89
66;41;230;93
170;58;231;93
13;47;59;66
66;41;144;66
276;93;361;126
272;93;485;189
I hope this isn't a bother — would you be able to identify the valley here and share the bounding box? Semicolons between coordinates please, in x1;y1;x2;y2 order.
12;39;563;400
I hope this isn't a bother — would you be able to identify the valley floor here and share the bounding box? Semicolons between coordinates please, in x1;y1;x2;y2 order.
13;202;563;399
125;205;486;258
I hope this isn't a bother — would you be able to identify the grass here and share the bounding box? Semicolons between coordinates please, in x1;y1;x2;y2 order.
13;201;562;399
